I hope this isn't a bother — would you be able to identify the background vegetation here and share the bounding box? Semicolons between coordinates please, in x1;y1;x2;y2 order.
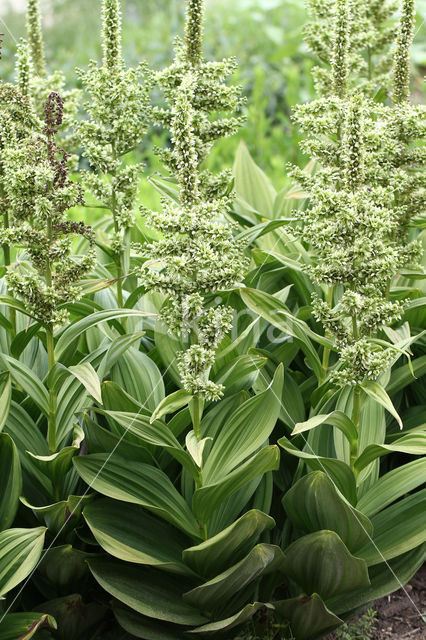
1;0;423;192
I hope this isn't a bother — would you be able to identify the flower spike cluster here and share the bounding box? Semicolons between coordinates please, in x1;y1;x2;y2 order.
0;92;95;326
77;0;152;305
291;0;423;386
141;0;247;401
17;0;81;155
305;0;401;96
26;0;45;77
392;0;415;103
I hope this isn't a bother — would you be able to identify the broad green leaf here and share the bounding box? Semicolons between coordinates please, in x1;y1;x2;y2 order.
354;432;426;474
387;355;426;395
111;349;165;412
68;363;102;404
292;411;358;446
0;433;21;529
84;499;192;576
10;323;42;359
240;288;329;378
233;141;276;218
21;495;93;535
193;446;280;523
283;530;370;599
0;355;49;415
361;380;403;428
0;295;36;318
150;390;192;423
98;331;145;380
0;527;46;596
82;414;154;463
203;364;283;482
327;543;426;615
0;613;57;640
37;545;93;588
74;454;201;539
0;372;11;431
236;219;293;246
54;309;153;359
190;604;267;635
184;544;285;613
101;381;146;414
101;410;199;479
357;458;426;517
272;595;341;640
186;431;211;468
88;558;207;625
113;603;188;640
33;594;106;639
283;471;372;552
183;509;275;578
357;490;426;566
278;437;357;505
213;353;267;396
26;445;80;487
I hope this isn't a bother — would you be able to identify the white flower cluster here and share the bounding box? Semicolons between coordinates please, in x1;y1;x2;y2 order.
16;0;81;158
305;0;400;96
292;0;424;385
0;93;96;326
77;0;151;252
141;0;248;401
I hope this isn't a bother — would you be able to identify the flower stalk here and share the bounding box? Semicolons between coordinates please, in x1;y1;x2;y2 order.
77;0;151;309
141;0;247;439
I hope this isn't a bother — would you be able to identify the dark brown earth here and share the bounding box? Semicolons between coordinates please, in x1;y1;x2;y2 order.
325;564;426;640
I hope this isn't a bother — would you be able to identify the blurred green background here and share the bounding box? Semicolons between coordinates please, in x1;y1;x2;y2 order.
1;0;425;196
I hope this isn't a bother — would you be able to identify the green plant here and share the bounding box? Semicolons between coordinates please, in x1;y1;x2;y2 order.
0;0;424;638
334;609;377;640
76;0;151;309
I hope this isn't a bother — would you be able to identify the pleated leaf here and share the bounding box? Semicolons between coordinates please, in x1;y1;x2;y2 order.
88;558;206;626
0;527;46;596
183;509;275;578
283;530;370;600
202;364;283;482
283;471;372;552
74;454;201;539
84;499;193;576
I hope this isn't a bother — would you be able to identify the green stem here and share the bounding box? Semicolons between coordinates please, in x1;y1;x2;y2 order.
2;210;17;336
191;394;208;539
46;324;57;453
319;285;334;385
111;146;124;309
45;218;57;452
192;394;202;442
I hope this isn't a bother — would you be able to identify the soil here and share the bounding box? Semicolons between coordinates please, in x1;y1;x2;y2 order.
325;564;426;640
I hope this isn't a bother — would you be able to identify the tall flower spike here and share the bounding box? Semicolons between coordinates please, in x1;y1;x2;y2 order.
184;0;204;65
102;0;123;70
343;95;365;190
26;0;46;77
15;39;33;99
392;0;416;103
77;0;151;307
331;0;351;97
142;0;247;404
0;92;95;327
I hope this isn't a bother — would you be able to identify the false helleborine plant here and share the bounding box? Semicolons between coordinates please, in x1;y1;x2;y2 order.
77;0;151;307
291;0;424;397
141;0;248;415
0;92;95;451
15;0;81;154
